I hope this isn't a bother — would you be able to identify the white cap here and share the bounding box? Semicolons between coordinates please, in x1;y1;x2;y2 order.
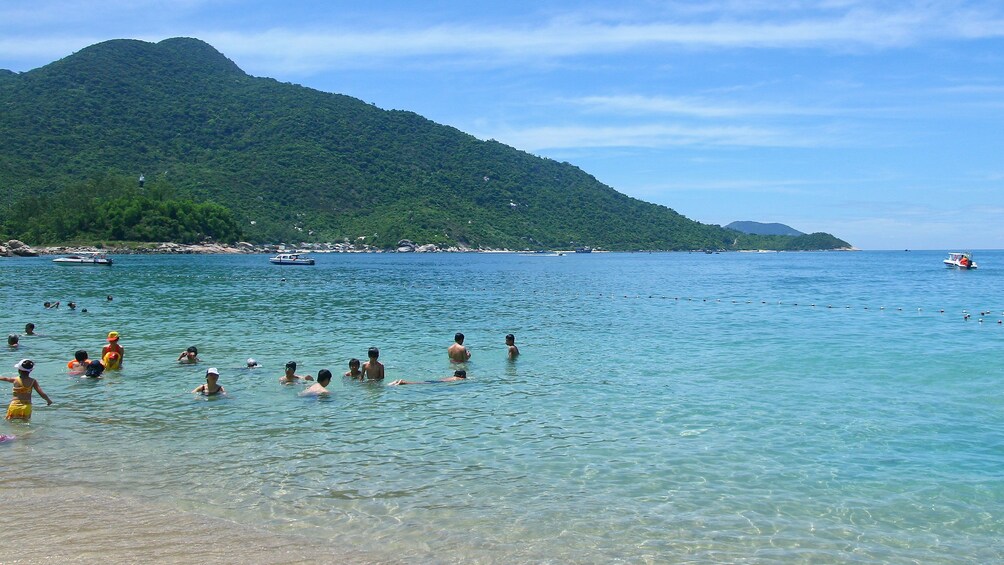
206;367;220;376
14;359;34;373
246;358;257;366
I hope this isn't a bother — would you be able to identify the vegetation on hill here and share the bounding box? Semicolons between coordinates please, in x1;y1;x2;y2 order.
726;221;805;237
0;38;851;250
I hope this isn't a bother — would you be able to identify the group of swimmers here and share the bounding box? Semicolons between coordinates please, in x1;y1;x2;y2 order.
3;328;521;421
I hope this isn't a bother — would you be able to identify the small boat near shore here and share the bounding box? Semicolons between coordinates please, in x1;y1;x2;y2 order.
270;253;315;265
944;252;977;270
52;252;113;266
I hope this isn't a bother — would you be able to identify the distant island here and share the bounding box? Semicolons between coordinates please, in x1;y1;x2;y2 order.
0;38;851;252
726;221;805;237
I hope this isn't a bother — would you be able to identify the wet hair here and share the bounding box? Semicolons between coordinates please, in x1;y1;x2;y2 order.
285;361;297;370
68;302;76;309
25;323;35;332
454;332;464;343
7;334;18;345
453;369;467;379
186;346;198;355
317;369;333;384
107;295;113;301
75;349;89;362
505;333;515;342
348;358;360;368
85;360;104;377
368;347;379;359
44;302;51;308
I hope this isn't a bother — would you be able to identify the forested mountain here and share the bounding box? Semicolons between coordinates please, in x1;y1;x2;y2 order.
726;221;805;237
0;38;850;250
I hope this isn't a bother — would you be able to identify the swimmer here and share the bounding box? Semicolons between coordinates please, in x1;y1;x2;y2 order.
7;334;18;349
83;360;105;378
67;302;77;310
505;333;519;358
2;359;53;420
361;348;385;380
246;358;260;369
192;368;225;396
448;333;471;362
102;351;122;370
177;346;200;364
344;358;363;379
391;369;467;386
279;361;313;385
102;331;124;367
300;369;332;396
107;295;113;301
24;323;35;336
67;350;90;373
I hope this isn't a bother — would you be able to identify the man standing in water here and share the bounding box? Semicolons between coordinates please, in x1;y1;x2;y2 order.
505;334;520;358
362;348;385;380
448;333;471;363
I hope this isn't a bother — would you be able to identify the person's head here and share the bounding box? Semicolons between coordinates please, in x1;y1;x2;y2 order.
185;346;198;358
8;334;19;346
74;349;89;363
107;331;120;343
454;332;465;344
107;295;113;301
25;323;35;334
348;358;360;370
85;360;104;378
454;369;467;379
246;358;259;368
44;302;51;308
14;359;34;376
285;360;297;373
317;369;332;385
68;302;76;310
368;347;379;360
206;368;220;382
505;333;515;345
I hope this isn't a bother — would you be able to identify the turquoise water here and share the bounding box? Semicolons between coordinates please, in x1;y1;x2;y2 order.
2;251;1004;563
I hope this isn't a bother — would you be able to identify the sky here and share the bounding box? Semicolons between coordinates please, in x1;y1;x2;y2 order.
2;1;1003;249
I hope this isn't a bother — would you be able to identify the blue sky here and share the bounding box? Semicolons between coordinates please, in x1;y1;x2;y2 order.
2;1;1003;249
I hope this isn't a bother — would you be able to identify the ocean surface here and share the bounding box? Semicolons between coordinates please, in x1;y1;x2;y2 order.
2;250;1003;564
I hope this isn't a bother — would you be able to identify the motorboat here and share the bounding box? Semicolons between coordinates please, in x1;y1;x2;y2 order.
575;246;593;253
270;253;315;265
52;252;113;266
944;252;977;269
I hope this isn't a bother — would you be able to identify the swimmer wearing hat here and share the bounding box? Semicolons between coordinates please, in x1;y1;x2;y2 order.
2;359;53;420
102;331;124;368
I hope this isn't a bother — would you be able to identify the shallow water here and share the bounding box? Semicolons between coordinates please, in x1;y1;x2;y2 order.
2;251;1004;563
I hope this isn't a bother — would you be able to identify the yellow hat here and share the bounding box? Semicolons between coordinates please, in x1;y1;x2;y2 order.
107;331;120;342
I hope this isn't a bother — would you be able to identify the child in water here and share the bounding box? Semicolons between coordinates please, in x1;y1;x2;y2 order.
192;368;224;396
2;359;53;420
7;334;18;349
177;346;200;364
344;358;363;379
83;360;105;378
68;350;90;373
300;369;332;396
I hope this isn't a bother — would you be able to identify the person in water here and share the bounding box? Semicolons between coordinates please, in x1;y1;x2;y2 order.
344;358;363;379
448;333;471;363
102;331;124;368
68;350;90;373
2;359;53;420
361;348;385;380
279;361;313;385
7;334;18;349
192;368;225;395
246;358;261;369
84;360;105;378
301;369;332;396
391;369;468;386
102;351;122;370
24;323;35;336
505;333;520;358
177;346;200;364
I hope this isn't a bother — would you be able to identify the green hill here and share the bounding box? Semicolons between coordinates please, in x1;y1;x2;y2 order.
0;37;850;250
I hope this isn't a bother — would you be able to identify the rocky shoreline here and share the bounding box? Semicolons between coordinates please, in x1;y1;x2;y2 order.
1;238;488;257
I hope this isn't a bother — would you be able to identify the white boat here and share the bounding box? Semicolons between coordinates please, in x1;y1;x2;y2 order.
52;252;113;266
270;253;315;265
944;252;977;270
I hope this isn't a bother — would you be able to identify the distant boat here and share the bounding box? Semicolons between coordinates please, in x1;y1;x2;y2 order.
944;252;977;270
574;246;592;253
53;252;113;266
270;253;315;265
